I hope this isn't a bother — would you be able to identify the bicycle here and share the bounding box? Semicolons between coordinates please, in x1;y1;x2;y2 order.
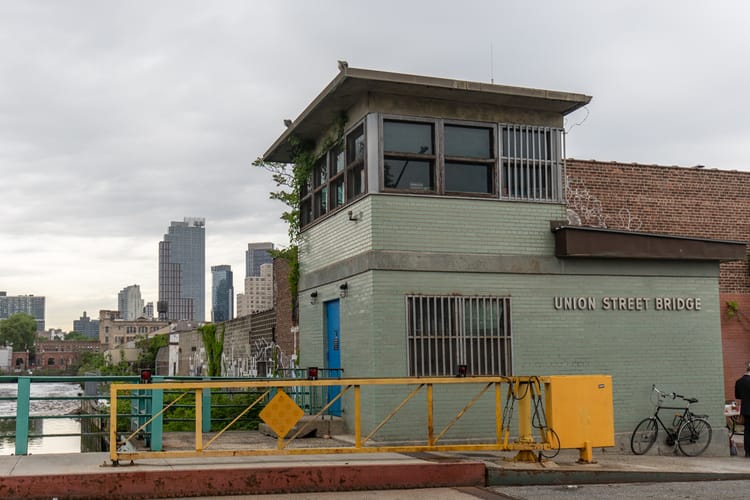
630;385;712;456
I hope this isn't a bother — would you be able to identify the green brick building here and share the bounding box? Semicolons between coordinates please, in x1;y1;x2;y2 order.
262;66;744;450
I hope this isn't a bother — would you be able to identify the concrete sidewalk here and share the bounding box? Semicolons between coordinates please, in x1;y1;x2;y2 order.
2;448;750;500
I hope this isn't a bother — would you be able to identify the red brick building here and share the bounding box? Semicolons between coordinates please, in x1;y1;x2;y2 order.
34;340;102;374
566;159;750;398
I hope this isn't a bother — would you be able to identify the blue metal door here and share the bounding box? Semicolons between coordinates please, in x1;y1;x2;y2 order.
325;299;342;416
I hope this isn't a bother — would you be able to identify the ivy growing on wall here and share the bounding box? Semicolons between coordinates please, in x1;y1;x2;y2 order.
253;113;348;301
199;322;225;377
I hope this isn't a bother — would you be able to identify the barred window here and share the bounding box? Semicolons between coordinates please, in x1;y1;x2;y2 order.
501;125;563;201
406;295;512;377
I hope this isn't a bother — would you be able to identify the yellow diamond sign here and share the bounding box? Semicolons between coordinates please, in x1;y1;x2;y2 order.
260;389;304;438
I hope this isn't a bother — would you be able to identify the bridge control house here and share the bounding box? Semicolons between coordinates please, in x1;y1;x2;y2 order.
262;66;745;447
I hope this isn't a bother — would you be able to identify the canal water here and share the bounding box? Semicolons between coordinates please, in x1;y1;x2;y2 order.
0;382;83;455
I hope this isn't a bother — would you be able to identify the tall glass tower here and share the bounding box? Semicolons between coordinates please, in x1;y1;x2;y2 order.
118;284;144;320
211;265;234;322
246;242;274;277
158;217;206;321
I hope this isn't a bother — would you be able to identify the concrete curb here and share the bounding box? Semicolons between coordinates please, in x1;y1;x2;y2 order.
488;468;750;486
0;461;486;500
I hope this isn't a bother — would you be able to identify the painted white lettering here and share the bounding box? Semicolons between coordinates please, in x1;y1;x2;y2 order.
554;297;563;310
602;297;611;311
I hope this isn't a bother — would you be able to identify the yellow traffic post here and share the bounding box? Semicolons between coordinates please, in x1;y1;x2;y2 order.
511;380;537;462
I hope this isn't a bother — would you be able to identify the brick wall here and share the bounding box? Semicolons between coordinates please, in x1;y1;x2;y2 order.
721;294;750;398
566;159;750;293
567;159;750;399
273;257;298;364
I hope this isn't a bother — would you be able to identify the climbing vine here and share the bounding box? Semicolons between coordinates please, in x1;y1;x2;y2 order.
253;113;348;299
199;322;225;377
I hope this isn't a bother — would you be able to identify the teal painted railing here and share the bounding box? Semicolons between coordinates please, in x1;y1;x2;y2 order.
0;370;342;455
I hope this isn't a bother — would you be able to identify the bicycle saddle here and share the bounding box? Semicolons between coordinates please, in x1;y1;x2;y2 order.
686;397;698;403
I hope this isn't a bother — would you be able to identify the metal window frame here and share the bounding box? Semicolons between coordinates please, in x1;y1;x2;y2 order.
405;295;512;377
499;124;564;202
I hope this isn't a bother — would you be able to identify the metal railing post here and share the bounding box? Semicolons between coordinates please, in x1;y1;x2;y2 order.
15;376;30;455
150;377;164;451
202;379;211;433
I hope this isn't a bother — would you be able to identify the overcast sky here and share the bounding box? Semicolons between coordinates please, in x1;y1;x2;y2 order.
2;1;749;330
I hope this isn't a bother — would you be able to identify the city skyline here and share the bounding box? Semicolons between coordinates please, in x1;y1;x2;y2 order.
159;217;206;322
211;264;234;323
4;2;750;329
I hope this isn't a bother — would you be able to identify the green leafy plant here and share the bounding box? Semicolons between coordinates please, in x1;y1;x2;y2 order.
199;323;225;377
727;300;740;320
253;113;348;300
162;390;263;432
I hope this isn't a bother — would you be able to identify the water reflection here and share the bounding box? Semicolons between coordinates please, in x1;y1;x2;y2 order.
0;382;83;455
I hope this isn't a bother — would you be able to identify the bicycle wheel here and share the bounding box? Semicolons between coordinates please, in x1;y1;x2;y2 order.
677;417;712;456
631;417;658;455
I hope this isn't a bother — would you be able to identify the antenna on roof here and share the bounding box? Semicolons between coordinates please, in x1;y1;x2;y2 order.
490;43;494;84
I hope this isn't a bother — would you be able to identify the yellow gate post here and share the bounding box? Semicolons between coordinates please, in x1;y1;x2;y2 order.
512;381;537;462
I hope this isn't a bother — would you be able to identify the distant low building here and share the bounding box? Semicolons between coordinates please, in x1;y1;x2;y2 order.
98;310;168;350
73;311;100;339
0;347;12;374
35;340;101;373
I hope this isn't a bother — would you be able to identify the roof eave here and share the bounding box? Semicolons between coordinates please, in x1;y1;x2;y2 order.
263;67;592;163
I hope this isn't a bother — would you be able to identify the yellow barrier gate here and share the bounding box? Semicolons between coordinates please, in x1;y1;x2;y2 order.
109;375;613;465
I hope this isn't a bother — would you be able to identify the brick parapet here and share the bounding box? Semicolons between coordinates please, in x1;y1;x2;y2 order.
566;159;750;293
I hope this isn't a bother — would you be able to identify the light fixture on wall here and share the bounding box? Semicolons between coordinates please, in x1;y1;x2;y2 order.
339;282;348;298
307;366;319;380
310;291;318;305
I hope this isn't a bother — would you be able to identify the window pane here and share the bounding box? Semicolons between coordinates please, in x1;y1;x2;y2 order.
314;158;327;186
346;125;365;164
331;146;344;175
384;159;434;191
445;125;492;158
315;187;327;216
347;165;364;200
330;179;344;208
301;199;313;226
502;127;551;159
407;295;510;377
384;121;433;154
445;162;493;194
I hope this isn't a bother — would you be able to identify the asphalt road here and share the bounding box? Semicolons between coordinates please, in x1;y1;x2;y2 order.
492;480;750;499
159;481;750;499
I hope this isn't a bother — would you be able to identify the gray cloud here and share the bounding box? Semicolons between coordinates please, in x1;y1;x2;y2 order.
1;1;749;328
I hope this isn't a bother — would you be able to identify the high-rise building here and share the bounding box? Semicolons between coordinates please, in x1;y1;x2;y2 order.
236;263;274;317
0;291;45;331
245;242;274;277
143;302;154;319
158;217;206;322
118;285;145;321
211;265;234;323
73;311;100;339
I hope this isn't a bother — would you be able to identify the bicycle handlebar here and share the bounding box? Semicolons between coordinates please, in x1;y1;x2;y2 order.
652;385;699;404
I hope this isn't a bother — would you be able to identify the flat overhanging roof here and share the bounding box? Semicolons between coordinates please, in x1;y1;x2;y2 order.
552;225;747;261
264;66;592;163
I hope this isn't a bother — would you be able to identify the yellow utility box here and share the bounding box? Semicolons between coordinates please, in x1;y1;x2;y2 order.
545;375;614;449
